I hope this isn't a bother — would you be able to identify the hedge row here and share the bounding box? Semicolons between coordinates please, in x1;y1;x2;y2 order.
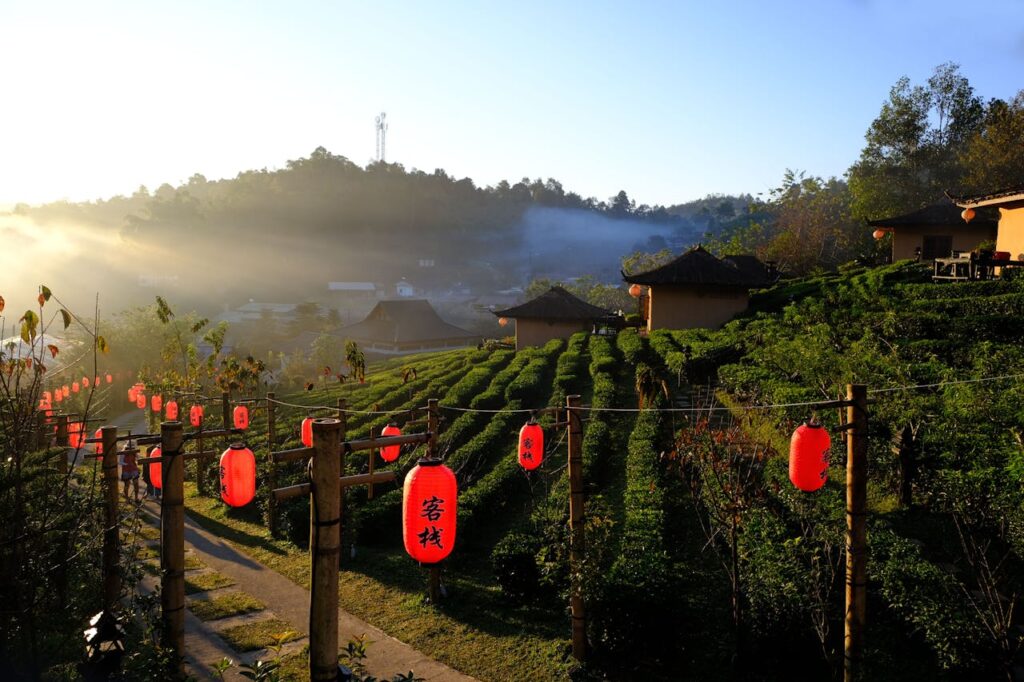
615;328;646;366
440;350;514;407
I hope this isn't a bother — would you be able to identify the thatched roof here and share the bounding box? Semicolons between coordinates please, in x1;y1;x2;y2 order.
493;286;613;321
339;300;477;344
867;202;997;230
622;246;772;288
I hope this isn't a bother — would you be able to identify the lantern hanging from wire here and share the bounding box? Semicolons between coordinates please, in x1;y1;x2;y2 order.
872;229;889;240
128;386;137;402
301;417;314;447
55;390;63;404
220;444;256;507
190;404;204;428
961;207;975;223
628;283;643;298
72;382;80;394
151;395;163;413
233;405;249;430
380;424;402;462
497;317;509;327
68;421;83;448
106;374;113;384
95;375;101;386
62;385;70;398
94;428;104;454
82;377;90;388
165;400;179;421
148;446;162;489
136;393;146;409
789;421;832;492
518;421;544;471
403;459;458;564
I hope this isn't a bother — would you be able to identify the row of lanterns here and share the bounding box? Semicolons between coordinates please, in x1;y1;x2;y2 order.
143;443;257;508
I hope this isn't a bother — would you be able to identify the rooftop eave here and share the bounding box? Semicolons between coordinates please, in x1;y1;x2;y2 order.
946;188;1024;209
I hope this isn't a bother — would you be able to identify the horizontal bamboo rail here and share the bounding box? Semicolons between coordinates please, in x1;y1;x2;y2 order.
271;471;398;502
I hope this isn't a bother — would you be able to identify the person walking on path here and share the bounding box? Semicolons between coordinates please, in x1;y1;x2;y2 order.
120;445;141;503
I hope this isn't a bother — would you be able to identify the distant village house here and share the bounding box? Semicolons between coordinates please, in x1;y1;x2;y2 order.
338;299;479;356
493;286;618;351
867;202;998;262
951;185;1024;260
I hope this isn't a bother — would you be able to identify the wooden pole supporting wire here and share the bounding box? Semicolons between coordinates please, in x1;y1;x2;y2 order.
101;426;120;613
337;398;347;558
844;384;868;682
426;398;441;603
160;420;186;677
566;394;586;663
308;418;343;682
267;391;277;535
56;415;69;475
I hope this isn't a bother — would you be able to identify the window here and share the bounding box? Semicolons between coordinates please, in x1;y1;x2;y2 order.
921;235;953;260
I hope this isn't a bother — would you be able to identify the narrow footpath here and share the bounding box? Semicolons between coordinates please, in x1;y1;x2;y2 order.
105;409;477;681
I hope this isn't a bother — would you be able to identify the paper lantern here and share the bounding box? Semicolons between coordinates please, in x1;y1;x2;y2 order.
82;377;90;388
301;417;314;447
190;404;204;428
498;317;509;327
518;422;544;471
789;422;832;492
403;459;458;564
220;444;256;507
136;393;146;409
628;283;642;298
165;400;178;420
148;446;162;490
95;375;101;386
43;390;51;403
961;207;975;223
94;428;104;454
62;385;70;398
233;405;249;430
72;382;80;394
380;424;402;462
55;390;63;403
128;386;137;402
106;374;112;384
872;229;888;240
151;395;163;413
69;421;84;448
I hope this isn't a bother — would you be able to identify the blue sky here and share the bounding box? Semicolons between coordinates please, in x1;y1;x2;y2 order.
1;0;1021;208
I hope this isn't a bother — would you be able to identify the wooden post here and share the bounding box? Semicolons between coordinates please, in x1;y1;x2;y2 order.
844;384;868;682
101;425;120;613
426;398;441;602
566;394;586;662
196;407;206;496
337;398;347;559
56;415;68;475
309;418;343;682
221;391;231;443
267;392;277;535
35;410;46;451
160;420;186;677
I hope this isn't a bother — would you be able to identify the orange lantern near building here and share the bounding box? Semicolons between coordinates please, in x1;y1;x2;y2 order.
497;317;509;327
380;424;402;462
403;459;458;564
148;446;162;490
872;229;888;240
789;421;832;492
628;283;643;298
961;207;975;223
220;444;256;507
165;400;179;421
151;395;163;413
301;417;314;447
518;421;544;471
233;405;249;430
190;405;204;428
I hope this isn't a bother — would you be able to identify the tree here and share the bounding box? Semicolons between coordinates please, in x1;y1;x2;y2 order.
610;190;634;217
959;91;1024;192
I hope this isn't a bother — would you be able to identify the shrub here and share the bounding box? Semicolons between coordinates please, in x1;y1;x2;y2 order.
491;532;542;600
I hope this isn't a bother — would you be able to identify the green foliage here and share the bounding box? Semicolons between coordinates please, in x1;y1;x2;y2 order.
490;532;542;600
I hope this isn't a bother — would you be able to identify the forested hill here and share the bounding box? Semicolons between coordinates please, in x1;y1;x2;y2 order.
6;149;749;310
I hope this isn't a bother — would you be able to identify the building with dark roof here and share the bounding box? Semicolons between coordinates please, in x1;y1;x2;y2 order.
338;299;480;356
950;185;1024;261
867;201;998;262
622;246;773;332
493;286;618;350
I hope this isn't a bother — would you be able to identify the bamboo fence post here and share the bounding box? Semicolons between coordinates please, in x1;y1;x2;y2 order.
337;398;347;559
101;425;120;613
56;414;68;475
426;398;441;602
196;403;206;495
267;391;277;535
844;384;868;682
160;420;186;677
35;410;46;451
309;418;343;682
566;394;586;663
221;391;230;447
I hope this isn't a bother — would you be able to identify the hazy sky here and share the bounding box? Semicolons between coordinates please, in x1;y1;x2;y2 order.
1;0;1021;208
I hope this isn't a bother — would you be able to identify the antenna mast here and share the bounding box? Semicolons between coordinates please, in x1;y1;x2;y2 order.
375;112;388;162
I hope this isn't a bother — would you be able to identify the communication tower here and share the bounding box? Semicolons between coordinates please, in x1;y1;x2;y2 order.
375;112;388;162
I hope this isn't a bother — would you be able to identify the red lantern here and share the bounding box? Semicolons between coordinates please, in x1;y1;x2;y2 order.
518;421;544;471
789;422;832;492
151;395;163;413
106;374;113;384
94;428;103;454
72;382;80;394
961;207;975;223
497;317;509;327
301;417;314;447
233;405;249;430
628;283;642;298
69;421;84;448
55;390;63;403
148;446;162;490
872;229;888;240
128;386;137;402
95;375;101;386
165;400;179;420
62;385;69;398
220;444;256;507
136;393;146;409
82;377;90;388
190;404;204;428
43;390;51;403
402;459;458;564
380;424;402;462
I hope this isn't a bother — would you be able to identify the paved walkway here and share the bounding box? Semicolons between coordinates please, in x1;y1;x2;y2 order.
105;409;477;681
